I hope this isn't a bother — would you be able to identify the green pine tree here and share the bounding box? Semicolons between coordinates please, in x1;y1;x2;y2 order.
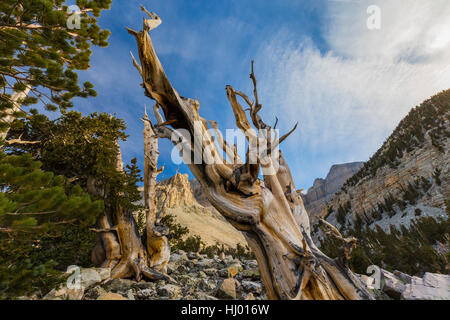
0;150;103;299
0;0;111;138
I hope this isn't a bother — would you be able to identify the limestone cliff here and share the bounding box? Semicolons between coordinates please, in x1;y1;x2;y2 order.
140;173;247;248
302;162;364;221
314;89;450;236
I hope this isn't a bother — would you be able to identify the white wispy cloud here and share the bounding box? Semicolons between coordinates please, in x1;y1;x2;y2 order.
256;0;450;188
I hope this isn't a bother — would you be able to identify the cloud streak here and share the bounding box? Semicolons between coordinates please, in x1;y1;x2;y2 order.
256;0;450;188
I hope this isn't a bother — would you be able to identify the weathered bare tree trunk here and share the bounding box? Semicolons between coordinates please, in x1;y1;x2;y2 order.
128;7;374;300
1;85;31;141
142;109;170;273
90;121;173;282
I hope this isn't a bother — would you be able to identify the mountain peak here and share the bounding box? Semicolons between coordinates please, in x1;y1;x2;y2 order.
302;161;364;220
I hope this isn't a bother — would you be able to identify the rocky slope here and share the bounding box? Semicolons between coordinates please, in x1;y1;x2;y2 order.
36;251;450;300
138;173;247;248
41;251;266;300
314;89;449;235
302;162;364;221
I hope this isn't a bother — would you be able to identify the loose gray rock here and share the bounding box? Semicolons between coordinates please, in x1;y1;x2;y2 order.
157;284;182;299
203;268;219;277
135;288;156;300
102;278;136;293
402;273;450;300
241;280;262;294
80;268;102;289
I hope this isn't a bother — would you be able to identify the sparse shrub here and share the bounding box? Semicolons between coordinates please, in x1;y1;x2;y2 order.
320;213;449;275
177;235;205;253
336;205;347;225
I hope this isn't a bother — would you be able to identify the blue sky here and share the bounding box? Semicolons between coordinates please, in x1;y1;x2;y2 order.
70;0;450;190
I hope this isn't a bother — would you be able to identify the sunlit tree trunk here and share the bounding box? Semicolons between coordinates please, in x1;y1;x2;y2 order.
90;121;172;282
1;85;31;141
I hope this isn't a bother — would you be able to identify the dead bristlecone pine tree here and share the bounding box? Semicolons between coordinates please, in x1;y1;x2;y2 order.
90;107;173;283
127;6;374;300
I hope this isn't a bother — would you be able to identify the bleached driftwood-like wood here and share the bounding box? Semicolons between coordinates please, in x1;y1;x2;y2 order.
128;7;373;300
142;109;170;273
0;86;31;141
90;133;173;282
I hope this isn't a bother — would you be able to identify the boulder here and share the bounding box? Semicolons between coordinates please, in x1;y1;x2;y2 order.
84;286;107;300
215;278;236;299
241;280;262;294
187;252;200;260
380;269;406;299
102;278;136;293
97;292;128;300
241;268;260;280
135;288;156;300
157;284;182;299
195;292;219;300
197;279;216;292
96;268;111;281
43;286;84;300
402;272;450;300
219;268;229;278
203;268;219;277
80;268;102;289
196;258;215;268
170;252;188;263
132;281;156;291
245;260;258;269
393;270;412;284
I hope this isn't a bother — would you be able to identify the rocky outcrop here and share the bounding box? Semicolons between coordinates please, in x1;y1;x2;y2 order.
42;266;111;300
401;272;450;300
324;135;449;231
155;173;198;209
302;162;364;220
137;173;247;248
359;268;450;300
314;90;449;234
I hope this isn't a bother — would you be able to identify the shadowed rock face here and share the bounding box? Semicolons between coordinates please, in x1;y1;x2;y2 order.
301;162;364;219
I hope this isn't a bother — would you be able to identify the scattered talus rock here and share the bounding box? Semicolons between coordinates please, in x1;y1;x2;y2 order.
136;173;247;248
379;269;407;300
63;250;267;300
215;278;237;299
97;292;128;300
157;284;183;299
301;162;364;221
401;273;450;300
43;266;109;300
34;254;449;300
358;267;450;300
